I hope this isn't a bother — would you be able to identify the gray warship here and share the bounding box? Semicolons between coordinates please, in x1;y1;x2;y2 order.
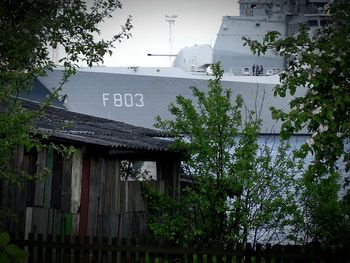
33;0;331;131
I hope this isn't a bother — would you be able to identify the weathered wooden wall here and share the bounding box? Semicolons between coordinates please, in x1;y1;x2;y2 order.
1;144;180;242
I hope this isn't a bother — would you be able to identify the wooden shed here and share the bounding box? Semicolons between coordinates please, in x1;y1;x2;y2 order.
0;100;182;241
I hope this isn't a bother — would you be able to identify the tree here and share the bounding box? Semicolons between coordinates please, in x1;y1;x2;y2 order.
144;64;303;248
243;0;350;244
0;0;132;227
243;0;349;176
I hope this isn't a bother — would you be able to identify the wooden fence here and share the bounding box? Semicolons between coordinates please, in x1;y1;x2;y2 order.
10;233;350;263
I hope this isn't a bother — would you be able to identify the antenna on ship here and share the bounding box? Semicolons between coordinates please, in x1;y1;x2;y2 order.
51;45;60;65
165;14;177;66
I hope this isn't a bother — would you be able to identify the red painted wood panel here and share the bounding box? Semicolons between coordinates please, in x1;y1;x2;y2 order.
79;156;90;238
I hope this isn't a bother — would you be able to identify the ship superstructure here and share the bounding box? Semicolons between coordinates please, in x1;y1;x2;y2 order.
213;0;331;75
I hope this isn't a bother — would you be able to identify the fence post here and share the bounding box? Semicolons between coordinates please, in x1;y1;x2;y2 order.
216;253;223;263
121;237;127;263
45;234;53;262
187;251;194;263
255;243;262;263
28;233;34;263
206;253;213;263
336;245;350;263
236;243;244;263
37;233;44;263
245;243;252;263
83;236;90;263
73;236;80;263
55;234;63;263
264;243;272;263
274;244;283;263
92;236;99;262
101;237;108;262
111;237;118;262
197;253;204;263
149;251;155;263
284;244;297;263
13;233;350;263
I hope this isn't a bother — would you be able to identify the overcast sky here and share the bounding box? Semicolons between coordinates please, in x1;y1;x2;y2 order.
97;0;239;67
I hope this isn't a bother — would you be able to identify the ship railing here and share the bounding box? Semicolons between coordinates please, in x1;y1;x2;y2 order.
289;4;328;15
222;66;283;76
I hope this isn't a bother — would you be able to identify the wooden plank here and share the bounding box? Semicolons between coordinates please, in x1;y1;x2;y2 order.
130;182;137;212
51;151;63;209
120;182;126;212
131;182;147;211
61;155;72;212
99;157;107;215
102;159;109;214
34;149;47;207
87;156;100;236
61;213;73;236
158;180;165;194
115;213;122;239
4;146;24;232
127;182;134;211
44;149;54;208
96;157;105;236
72;213;80;236
157;158;180;199
112;158;120;213
1;179;8;216
0;179;3;211
125;181;129;211
47;208;54;235
52;209;62;236
31;207;49;236
71;150;82;238
24;207;33;239
107;158;114;212
6;183;15;231
24;150;35;207
79;156;90;237
18;150;38;233
71;148;82;213
16;145;24;169
97;214;103;238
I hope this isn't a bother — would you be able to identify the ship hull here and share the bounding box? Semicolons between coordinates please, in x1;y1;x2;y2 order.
38;68;303;133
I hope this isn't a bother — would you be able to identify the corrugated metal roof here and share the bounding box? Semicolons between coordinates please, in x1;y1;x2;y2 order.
18;99;176;153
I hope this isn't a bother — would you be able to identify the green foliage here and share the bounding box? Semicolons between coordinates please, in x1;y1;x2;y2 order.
0;0;132;72
146;64;303;248
120;160;150;180
0;232;28;263
244;1;350;175
243;1;350;245
0;0;131;183
297;170;350;245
